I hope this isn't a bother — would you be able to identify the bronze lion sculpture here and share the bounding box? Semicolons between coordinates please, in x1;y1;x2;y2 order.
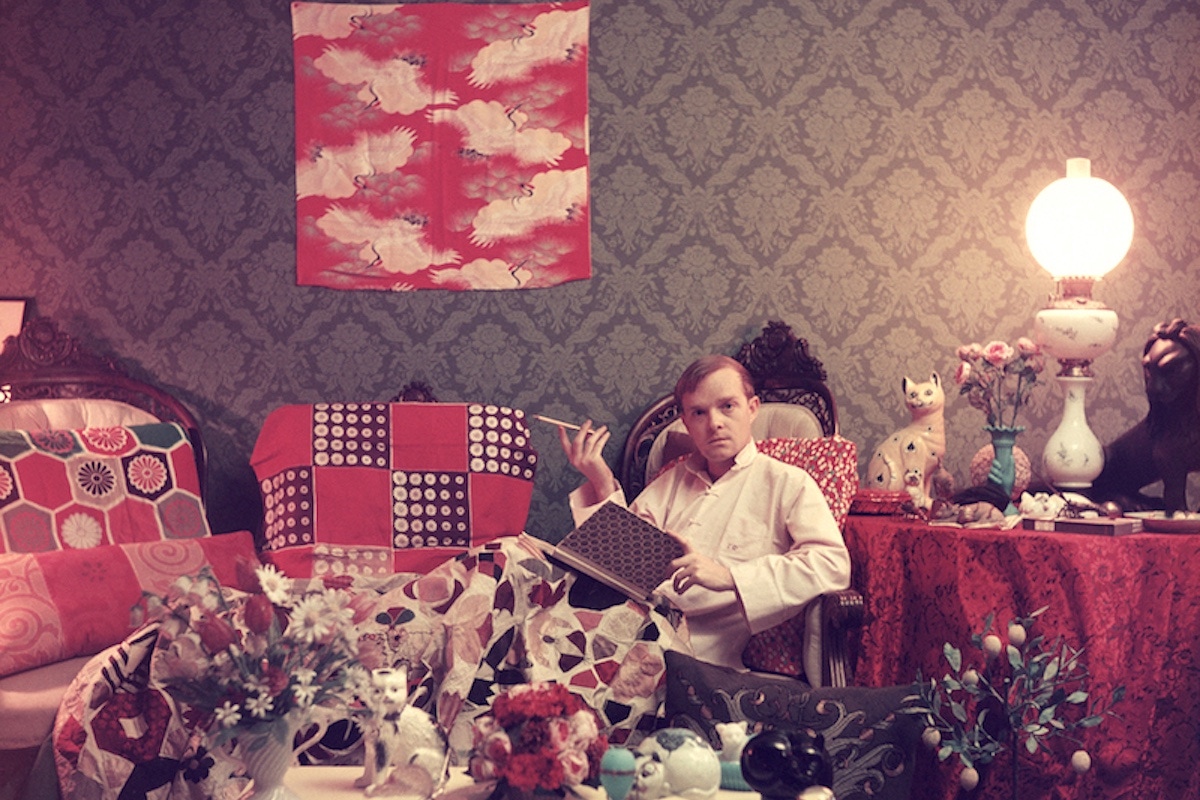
1088;318;1200;512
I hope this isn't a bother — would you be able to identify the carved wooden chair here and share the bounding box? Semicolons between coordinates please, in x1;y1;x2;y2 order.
619;320;864;687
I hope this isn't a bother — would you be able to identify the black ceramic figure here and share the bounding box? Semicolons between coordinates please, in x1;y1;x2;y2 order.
1088;318;1200;513
739;729;833;800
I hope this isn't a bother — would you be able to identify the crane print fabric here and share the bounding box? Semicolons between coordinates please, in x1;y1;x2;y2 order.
292;1;591;291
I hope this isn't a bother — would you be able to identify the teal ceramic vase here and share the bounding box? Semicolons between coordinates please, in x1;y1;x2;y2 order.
984;425;1025;515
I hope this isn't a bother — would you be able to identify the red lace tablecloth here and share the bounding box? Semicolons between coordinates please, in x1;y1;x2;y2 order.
843;515;1200;800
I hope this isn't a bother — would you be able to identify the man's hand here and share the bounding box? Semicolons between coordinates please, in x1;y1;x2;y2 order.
557;420;617;504
666;529;734;594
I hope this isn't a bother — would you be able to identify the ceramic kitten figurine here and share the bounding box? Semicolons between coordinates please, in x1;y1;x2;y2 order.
354;664;450;798
864;374;948;510
715;721;750;763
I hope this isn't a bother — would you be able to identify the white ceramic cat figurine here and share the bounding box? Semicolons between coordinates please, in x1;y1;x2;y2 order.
864;374;948;510
355;664;450;798
715;721;749;763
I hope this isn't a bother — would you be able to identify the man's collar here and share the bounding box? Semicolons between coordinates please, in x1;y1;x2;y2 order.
683;438;758;479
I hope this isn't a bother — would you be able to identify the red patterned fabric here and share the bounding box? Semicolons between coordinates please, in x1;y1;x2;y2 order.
292;1;590;291
0;423;209;553
0;531;257;678
754;435;858;529
251;402;536;578
844;515;1200;800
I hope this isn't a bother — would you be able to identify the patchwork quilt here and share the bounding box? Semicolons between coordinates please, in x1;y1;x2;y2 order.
53;537;683;799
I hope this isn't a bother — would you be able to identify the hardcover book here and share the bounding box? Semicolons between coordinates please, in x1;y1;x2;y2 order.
540;501;685;602
1021;516;1143;536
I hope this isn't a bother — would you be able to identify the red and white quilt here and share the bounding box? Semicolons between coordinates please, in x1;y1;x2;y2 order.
292;1;590;291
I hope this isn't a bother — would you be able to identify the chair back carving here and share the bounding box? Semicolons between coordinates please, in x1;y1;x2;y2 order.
0;316;201;430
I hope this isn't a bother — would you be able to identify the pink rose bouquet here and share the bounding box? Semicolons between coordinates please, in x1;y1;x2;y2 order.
468;682;608;796
954;338;1046;428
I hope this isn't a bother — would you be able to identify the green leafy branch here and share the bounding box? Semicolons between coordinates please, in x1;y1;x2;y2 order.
902;607;1124;794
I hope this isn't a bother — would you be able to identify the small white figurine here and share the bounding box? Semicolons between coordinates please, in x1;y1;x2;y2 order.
354;664;450;798
628;728;721;800
1018;491;1067;518
714;721;749;763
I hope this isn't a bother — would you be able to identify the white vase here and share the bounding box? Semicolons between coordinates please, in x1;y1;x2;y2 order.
238;717;303;800
1042;375;1103;488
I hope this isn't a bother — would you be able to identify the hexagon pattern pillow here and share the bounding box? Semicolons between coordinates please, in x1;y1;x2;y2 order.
0;423;209;553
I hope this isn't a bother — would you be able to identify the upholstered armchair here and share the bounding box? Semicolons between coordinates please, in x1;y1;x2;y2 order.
619;320;865;687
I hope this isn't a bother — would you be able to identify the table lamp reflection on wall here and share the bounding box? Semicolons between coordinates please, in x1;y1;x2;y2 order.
1026;158;1133;489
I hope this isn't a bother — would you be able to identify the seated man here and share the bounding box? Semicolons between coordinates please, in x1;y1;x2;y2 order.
557;354;851;671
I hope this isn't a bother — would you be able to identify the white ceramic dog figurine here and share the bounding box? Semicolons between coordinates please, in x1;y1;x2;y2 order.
355;664;450;798
628;728;721;800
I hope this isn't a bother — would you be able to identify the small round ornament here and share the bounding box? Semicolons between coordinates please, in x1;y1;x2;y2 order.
599;746;637;800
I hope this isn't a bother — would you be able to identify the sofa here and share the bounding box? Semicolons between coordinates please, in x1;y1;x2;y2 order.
0;319;681;799
1;318;923;800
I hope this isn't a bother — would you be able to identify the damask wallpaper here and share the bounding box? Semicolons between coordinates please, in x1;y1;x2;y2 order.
2;0;1198;538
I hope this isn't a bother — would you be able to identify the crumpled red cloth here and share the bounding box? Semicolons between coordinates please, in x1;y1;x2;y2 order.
844;515;1200;800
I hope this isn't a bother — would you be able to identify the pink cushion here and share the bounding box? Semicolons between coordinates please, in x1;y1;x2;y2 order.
0;423;209;553
251;402;537;578
0;531;259;679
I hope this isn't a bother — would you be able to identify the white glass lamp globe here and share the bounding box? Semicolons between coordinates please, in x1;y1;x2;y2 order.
1025;158;1133;285
1026;158;1133;489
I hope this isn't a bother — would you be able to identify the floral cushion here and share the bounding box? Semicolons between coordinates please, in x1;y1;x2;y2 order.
251;402;537;579
0;423;209;553
664;651;922;800
0;531;258;678
753;436;858;529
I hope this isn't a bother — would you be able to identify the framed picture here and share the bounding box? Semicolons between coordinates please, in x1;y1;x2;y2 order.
0;298;30;345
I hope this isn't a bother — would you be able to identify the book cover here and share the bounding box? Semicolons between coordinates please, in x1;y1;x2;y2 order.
1021;516;1143;536
541;502;685;602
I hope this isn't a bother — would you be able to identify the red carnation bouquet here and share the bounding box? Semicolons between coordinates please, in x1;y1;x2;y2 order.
468;682;608;797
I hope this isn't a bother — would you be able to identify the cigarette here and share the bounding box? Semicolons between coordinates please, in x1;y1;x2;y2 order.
533;414;582;431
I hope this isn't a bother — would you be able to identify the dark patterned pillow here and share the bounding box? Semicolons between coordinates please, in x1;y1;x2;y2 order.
663;651;922;800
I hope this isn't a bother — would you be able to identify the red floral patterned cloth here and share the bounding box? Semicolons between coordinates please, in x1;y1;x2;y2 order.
0;422;208;553
292;1;590;291
844;515;1200;800
741;436;858;678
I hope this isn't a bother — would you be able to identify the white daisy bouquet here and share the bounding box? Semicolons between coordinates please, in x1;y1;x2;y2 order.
134;563;360;746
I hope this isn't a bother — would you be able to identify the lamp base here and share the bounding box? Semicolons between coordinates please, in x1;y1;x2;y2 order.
1042;375;1104;489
